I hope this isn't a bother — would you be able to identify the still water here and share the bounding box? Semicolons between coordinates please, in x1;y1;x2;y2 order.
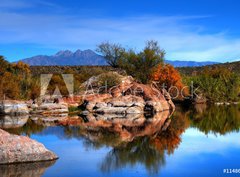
1;104;240;177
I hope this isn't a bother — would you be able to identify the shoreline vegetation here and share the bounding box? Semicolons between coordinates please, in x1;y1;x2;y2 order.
0;40;240;104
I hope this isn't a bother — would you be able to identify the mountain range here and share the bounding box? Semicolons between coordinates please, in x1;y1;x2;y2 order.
19;49;219;67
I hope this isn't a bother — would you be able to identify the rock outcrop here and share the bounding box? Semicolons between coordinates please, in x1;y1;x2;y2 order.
0;129;58;164
31;103;68;116
0;100;29;115
81;73;175;114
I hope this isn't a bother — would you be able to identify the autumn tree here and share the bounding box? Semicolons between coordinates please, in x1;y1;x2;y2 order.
0;72;20;99
0;56;11;75
0;58;34;100
152;64;187;98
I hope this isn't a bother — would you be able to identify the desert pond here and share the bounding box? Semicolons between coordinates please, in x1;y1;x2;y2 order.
1;104;240;177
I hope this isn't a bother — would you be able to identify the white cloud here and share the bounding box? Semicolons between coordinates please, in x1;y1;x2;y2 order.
0;8;240;62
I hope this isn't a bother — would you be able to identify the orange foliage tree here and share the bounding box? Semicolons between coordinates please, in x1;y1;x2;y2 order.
151;64;188;98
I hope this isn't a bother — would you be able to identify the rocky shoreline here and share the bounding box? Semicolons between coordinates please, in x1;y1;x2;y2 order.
0;73;176;164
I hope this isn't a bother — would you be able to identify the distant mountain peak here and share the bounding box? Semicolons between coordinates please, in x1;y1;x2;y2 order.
55;50;73;57
74;49;82;53
20;49;106;66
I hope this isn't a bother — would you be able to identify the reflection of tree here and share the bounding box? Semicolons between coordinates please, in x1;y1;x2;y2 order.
101;137;165;175
190;105;240;135
100;109;190;175
63;127;122;150
151;109;190;155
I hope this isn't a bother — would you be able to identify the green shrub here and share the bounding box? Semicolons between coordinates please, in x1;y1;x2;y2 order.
97;72;121;89
184;67;240;102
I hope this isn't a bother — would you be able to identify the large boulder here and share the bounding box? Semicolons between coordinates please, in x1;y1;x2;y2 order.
0;100;29;115
0;129;58;164
81;73;175;114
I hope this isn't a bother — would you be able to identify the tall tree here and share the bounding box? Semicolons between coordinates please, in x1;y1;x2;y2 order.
120;40;165;83
96;42;125;68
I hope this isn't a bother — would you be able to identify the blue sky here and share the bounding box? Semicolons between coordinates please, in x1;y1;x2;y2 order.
1;0;240;62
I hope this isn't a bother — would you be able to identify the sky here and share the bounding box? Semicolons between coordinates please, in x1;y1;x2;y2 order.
0;0;240;62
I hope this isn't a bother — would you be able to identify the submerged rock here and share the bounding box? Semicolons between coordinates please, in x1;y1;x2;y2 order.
0;129;58;164
0;100;29;115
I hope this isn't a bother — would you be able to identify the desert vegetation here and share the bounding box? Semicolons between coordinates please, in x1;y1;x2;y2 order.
1;40;240;103
97;40;165;84
183;66;240;102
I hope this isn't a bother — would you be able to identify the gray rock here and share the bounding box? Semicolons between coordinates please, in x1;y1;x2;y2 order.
0;129;58;164
0;100;29;115
126;106;143;114
32;103;68;115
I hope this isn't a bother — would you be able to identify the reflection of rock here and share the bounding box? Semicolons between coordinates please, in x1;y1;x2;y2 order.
32;103;68;116
81;74;175;114
58;111;172;142
0;160;56;177
31;115;68;127
0;100;29;115
0;115;29;129
0;129;58;164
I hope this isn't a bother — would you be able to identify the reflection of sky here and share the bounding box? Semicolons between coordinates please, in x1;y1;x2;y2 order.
29;127;240;177
162;128;240;177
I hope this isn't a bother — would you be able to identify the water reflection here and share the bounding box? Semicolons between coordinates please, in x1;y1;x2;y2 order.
190;104;240;135
100;112;188;175
1;104;240;176
0;160;56;177
0;115;29;129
